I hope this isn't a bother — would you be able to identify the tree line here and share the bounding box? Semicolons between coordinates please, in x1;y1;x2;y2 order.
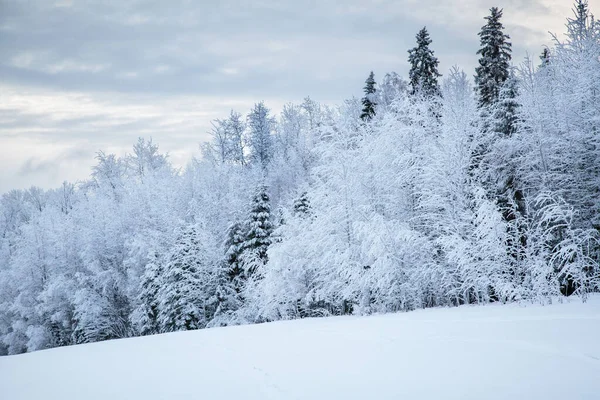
0;1;598;354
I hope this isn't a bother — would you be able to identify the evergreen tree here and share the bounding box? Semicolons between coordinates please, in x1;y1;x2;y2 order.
408;27;441;97
157;225;210;332
475;8;512;108
293;192;312;217
224;221;246;286
360;71;377;121
491;72;519;136
539;48;551;68
132;256;162;336
248;102;275;169
242;185;273;276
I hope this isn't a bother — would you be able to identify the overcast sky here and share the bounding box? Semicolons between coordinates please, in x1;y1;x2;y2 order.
0;0;596;193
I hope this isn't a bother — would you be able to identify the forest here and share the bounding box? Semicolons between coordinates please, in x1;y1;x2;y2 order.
0;1;598;354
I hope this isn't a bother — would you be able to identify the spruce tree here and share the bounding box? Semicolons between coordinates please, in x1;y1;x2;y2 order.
475;8;512;108
242;185;273;276
157;225;208;332
360;71;377;121
408;27;441;97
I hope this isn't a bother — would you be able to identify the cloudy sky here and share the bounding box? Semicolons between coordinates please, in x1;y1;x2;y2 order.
0;0;595;193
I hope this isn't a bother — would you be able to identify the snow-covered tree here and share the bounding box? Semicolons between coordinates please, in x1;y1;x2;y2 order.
241;185;274;276
377;72;408;111
157;224;218;332
131;255;163;336
475;7;512;108
408;27;441;97
248;102;275;169
203;111;247;166
293;192;312;217
126;137;169;180
360;71;377;121
224;221;246;287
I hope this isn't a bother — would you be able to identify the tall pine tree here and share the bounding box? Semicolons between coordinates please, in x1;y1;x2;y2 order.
408;27;441;97
360;71;377;121
475;7;512;108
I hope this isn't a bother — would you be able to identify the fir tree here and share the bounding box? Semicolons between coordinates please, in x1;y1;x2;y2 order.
475;8;512;108
132;256;162;336
157;225;209;332
360;71;377;121
408;27;441;97
242;185;273;276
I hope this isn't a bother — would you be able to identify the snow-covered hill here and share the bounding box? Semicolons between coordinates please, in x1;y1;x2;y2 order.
2;297;600;400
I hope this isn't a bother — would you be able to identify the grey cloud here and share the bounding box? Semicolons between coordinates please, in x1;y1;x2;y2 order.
0;0;434;100
18;147;90;178
0;0;590;193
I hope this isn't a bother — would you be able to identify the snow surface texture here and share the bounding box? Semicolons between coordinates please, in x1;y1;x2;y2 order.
2;297;600;400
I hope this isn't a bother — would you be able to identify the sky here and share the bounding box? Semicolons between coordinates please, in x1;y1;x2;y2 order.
0;0;596;193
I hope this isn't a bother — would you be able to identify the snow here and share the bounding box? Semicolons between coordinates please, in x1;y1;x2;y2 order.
2;296;600;400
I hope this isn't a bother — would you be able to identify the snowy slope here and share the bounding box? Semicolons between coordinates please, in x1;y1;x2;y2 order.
2;297;600;400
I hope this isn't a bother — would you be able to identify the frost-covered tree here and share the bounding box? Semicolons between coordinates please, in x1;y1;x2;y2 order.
248;102;275;169
360;71;377;121
203;111;247;166
514;0;600;296
126;137;169;180
224;221;246;286
408;27;441;97
568;0;594;46
475;7;512;108
225;111;247;166
242;185;274;276
131;255;162;336
89;151;125;196
157;224;217;332
491;72;519;137
377;72;408;111
293;192;312;217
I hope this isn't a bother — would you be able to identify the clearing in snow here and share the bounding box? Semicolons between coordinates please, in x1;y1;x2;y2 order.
1;297;600;400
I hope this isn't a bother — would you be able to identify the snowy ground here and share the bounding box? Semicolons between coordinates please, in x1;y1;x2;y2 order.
2;297;600;400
